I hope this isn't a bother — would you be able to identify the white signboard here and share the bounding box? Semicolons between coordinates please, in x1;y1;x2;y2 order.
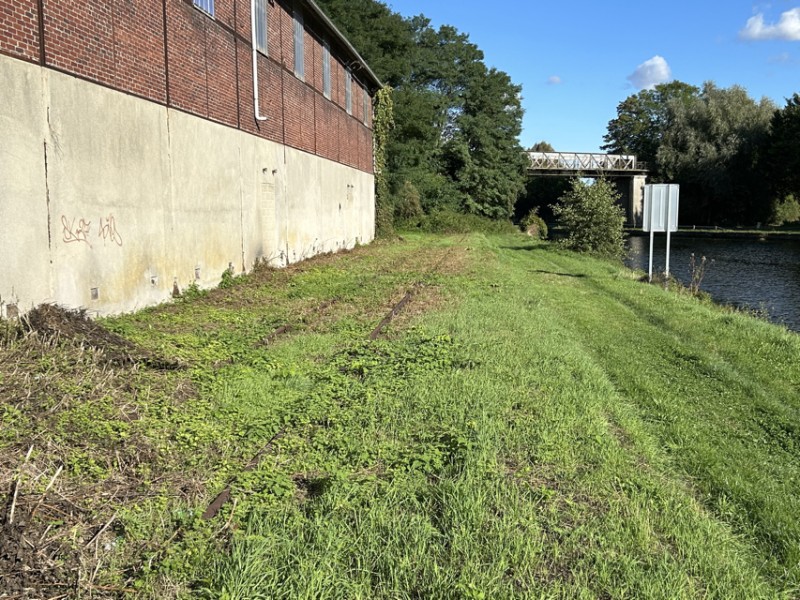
643;184;679;233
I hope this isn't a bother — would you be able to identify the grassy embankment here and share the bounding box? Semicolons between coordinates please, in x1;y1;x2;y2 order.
1;232;799;598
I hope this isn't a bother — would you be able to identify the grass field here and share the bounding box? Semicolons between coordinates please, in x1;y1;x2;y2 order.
2;232;799;598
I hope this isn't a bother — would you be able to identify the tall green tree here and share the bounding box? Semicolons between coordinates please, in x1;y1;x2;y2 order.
602;81;699;175
315;0;527;222
443;67;527;218
766;93;800;199
528;141;555;152
657;82;775;224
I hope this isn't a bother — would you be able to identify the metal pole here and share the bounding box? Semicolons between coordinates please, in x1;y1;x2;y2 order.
665;229;671;278
648;187;655;282
665;190;672;277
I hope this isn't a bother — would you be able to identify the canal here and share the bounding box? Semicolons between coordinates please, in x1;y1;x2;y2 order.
626;234;800;332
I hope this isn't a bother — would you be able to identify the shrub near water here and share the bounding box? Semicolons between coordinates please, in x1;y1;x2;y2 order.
553;178;626;258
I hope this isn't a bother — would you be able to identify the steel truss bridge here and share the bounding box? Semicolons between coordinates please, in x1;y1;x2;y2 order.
527;152;648;177
526;152;649;226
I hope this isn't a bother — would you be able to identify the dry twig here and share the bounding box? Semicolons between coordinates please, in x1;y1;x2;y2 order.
8;445;34;525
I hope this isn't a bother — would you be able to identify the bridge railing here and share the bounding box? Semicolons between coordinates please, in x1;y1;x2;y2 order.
528;152;644;172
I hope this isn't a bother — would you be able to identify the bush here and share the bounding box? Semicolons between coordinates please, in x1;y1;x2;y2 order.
395;180;424;221
407;209;517;235
520;208;548;239
768;194;800;226
552;178;625;258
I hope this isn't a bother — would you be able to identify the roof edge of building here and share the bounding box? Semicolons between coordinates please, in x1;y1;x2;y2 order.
302;0;383;93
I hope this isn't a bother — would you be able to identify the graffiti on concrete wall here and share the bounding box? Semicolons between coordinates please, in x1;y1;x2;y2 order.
98;215;123;246
61;214;124;248
61;216;92;247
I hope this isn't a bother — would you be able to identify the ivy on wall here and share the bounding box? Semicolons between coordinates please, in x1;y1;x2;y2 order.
373;86;394;236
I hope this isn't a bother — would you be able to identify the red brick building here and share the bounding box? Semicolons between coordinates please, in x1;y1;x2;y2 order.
0;0;381;316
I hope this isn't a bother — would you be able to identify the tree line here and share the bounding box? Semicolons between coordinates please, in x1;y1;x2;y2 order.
603;83;800;227
319;0;799;230
315;0;528;231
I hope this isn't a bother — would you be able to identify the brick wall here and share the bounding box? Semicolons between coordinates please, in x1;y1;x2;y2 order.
44;0;116;87
113;1;167;103
1;0;40;62
0;0;375;174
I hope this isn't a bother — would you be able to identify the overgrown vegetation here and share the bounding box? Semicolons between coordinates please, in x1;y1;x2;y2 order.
316;0;528;225
373;85;395;236
520;207;548;239
2;233;800;598
604;82;800;227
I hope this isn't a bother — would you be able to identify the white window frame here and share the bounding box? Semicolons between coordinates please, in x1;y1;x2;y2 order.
293;8;304;80
345;70;352;115
254;0;268;55
193;0;214;17
322;40;331;99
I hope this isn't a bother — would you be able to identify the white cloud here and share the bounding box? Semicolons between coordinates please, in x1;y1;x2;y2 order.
627;56;672;90
546;75;562;85
740;8;800;41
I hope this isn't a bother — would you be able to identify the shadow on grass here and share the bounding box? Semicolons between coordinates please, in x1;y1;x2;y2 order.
531;270;588;279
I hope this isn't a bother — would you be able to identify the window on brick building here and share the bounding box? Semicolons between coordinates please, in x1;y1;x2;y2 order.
255;0;268;54
323;41;331;99
193;0;214;17
345;71;352;115
363;87;369;125
293;9;304;80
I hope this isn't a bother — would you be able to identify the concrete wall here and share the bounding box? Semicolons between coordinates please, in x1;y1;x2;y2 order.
611;175;647;228
0;55;374;317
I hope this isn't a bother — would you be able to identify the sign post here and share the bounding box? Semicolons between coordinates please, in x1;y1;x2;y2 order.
643;184;679;282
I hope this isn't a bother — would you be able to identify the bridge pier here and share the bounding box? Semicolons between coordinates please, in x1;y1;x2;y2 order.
611;174;646;227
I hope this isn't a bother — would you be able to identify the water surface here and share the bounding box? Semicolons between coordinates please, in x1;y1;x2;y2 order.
626;235;800;332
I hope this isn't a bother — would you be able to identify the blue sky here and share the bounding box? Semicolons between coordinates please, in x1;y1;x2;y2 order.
386;1;800;153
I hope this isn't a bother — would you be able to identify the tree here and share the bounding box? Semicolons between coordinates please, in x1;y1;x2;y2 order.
443;67;528;218
529;141;555;152
657;82;775;224
766;93;800;199
552;178;625;258
315;0;527;223
602;81;699;175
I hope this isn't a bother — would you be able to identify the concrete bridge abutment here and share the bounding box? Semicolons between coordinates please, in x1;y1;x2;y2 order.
611;174;646;227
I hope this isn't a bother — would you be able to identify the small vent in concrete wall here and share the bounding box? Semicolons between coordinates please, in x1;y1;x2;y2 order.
90;287;99;300
150;275;158;286
195;267;201;280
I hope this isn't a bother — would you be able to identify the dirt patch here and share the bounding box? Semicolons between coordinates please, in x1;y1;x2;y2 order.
0;309;202;598
0;519;73;598
23;304;182;370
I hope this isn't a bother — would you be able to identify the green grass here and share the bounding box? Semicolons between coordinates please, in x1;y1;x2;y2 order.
3;232;799;598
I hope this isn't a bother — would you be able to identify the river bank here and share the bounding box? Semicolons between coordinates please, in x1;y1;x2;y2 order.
626;233;800;331
626;227;800;240
1;233;798;598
